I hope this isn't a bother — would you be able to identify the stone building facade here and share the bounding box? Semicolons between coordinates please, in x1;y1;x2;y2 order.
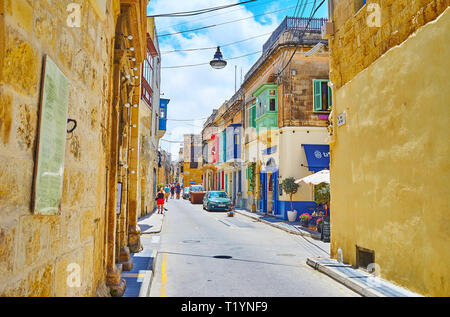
0;0;158;297
326;0;449;296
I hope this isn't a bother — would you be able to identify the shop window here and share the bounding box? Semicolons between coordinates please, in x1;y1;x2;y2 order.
313;80;332;112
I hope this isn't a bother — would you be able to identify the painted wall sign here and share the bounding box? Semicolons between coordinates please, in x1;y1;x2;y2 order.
32;55;69;215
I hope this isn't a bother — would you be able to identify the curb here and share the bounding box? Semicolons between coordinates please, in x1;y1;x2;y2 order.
138;249;158;297
306;258;384;297
306;258;423;297
234;210;321;239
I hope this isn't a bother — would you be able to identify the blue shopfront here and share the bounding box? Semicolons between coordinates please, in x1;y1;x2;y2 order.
260;144;330;220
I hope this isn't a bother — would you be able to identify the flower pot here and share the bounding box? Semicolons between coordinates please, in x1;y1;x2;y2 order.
287;210;297;222
301;219;309;227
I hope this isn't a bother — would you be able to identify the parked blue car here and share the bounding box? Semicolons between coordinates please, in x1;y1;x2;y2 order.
203;191;233;212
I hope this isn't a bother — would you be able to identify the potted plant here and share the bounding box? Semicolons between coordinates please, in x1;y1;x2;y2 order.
299;213;311;227
316;217;324;233
282;177;299;222
314;183;330;216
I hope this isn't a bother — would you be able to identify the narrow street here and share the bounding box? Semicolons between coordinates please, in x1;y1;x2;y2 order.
148;199;358;297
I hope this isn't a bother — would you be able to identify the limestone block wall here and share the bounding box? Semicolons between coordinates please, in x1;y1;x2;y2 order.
0;0;116;296
329;8;450;296
330;0;449;88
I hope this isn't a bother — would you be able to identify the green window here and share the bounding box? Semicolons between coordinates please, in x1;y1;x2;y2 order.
313;80;332;112
248;104;256;128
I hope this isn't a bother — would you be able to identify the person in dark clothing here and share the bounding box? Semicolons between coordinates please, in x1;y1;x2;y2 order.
170;185;175;199
175;183;181;199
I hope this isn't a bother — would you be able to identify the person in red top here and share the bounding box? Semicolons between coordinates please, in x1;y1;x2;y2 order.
156;188;165;214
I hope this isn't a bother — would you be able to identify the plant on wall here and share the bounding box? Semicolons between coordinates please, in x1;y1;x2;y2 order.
282;177;299;212
314;183;330;206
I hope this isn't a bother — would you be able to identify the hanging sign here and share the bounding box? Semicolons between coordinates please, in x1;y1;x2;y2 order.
32;55;69;215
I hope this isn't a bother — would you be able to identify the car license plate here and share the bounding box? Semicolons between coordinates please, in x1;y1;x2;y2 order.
218;204;225;207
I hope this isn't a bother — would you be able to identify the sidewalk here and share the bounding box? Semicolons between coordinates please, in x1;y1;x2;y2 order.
235;208;422;297
306;257;423;297
121;211;165;297
234;208;322;239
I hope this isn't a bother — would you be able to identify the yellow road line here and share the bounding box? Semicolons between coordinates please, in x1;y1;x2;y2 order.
160;253;167;297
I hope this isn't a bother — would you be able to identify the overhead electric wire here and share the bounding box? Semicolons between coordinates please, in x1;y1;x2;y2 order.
148;0;258;18
276;0;326;77
158;5;297;37
161;31;273;54
158;0;303;30
162;51;262;69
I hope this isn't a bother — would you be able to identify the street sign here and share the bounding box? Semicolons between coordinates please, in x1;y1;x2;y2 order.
337;112;346;127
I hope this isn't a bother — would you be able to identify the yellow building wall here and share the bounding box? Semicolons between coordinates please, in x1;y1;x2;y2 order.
330;8;450;297
183;162;203;187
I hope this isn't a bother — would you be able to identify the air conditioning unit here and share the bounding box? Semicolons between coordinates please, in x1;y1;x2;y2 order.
321;22;334;39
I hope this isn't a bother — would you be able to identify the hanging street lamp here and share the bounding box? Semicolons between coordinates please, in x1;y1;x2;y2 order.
210;46;227;69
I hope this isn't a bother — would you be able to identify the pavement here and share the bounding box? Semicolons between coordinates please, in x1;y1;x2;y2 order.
121;210;165;297
120;205;422;297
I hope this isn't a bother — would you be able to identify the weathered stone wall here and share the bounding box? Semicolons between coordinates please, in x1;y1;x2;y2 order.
0;0;116;296
279;53;330;127
330;0;449;88
329;5;450;296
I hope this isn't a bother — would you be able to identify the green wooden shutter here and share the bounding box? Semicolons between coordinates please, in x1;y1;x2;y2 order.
313;80;322;111
328;85;332;109
249;106;255;128
252;106;256;127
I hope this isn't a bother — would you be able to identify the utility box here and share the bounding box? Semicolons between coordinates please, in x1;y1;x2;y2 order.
321;21;334;39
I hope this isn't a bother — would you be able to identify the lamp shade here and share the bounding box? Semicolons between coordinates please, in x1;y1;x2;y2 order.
210;46;227;69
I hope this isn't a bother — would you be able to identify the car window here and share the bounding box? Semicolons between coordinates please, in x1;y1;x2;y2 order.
209;192;228;198
190;185;204;191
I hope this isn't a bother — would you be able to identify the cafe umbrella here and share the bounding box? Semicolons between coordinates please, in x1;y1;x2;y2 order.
295;169;330;185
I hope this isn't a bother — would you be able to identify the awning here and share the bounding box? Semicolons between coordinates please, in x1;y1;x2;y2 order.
302;144;330;172
295;169;330;184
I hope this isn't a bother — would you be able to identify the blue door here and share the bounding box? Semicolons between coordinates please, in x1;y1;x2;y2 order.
272;171;278;216
259;172;267;213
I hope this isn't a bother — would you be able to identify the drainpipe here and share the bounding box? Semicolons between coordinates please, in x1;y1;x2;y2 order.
328;0;334;22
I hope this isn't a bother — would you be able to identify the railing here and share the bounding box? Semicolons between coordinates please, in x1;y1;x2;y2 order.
262;17;327;53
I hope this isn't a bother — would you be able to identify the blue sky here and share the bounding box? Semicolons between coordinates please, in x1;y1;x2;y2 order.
147;0;328;159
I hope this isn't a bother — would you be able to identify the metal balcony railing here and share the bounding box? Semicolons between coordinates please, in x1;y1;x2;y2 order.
262;17;327;53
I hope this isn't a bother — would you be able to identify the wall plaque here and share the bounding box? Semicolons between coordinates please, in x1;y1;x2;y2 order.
32;55;69;215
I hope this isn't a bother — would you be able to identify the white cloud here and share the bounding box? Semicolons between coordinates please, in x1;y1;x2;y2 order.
148;0;293;160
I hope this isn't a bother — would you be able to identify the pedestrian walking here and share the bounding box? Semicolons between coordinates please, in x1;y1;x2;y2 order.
164;184;170;202
156;188;165;214
170;184;175;199
175;182;181;199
